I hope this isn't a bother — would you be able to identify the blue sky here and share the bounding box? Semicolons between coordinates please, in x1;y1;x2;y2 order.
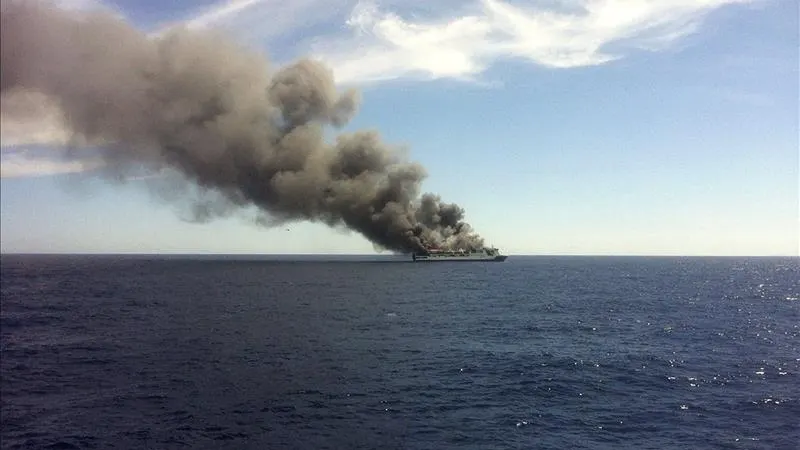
1;0;797;255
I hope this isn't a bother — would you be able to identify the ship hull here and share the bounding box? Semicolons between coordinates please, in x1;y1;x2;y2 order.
412;254;508;262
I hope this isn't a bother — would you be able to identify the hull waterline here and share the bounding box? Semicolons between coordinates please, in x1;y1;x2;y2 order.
411;247;508;262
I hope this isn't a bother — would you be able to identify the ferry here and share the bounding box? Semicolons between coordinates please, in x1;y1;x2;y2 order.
411;246;508;262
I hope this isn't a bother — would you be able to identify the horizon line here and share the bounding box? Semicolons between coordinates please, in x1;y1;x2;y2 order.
1;252;797;258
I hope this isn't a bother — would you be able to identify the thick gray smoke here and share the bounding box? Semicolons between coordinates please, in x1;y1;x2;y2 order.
0;0;487;253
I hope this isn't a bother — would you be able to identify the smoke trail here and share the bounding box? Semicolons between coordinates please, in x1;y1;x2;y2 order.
0;0;487;253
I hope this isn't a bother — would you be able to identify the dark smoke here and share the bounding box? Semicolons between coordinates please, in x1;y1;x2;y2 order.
0;0;488;253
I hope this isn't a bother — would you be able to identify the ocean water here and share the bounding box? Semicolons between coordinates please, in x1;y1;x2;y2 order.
1;255;798;450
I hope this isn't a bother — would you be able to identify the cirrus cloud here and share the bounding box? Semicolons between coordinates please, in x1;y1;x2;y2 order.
310;0;760;84
0;0;762;179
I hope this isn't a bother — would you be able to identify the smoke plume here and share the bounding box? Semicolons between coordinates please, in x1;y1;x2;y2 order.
0;0;488;253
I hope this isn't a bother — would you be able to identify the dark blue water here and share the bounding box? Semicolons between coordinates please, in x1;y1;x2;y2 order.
1;255;798;449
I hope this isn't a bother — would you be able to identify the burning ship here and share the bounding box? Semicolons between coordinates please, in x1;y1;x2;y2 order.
411;245;508;262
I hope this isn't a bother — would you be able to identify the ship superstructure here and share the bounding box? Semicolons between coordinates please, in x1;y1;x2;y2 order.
411;246;508;262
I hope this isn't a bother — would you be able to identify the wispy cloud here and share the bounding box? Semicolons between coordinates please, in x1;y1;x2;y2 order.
0;149;104;178
183;0;272;29
176;0;354;57
0;0;760;179
0;145;173;180
311;0;759;84
0;91;72;148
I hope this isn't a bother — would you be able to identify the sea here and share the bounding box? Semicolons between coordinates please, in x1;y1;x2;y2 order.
1;254;798;450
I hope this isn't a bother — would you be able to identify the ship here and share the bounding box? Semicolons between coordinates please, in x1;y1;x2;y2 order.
411;246;508;262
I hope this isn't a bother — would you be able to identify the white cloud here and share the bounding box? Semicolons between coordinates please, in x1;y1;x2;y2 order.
176;0;355;51
0;150;104;178
311;0;758;84
183;0;272;29
0;0;759;178
0;91;72;147
0;90;98;179
0;0;346;167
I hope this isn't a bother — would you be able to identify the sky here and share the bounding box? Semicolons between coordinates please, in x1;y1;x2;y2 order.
0;0;797;256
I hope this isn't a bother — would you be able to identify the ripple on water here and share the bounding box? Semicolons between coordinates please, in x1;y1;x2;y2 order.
2;255;799;449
